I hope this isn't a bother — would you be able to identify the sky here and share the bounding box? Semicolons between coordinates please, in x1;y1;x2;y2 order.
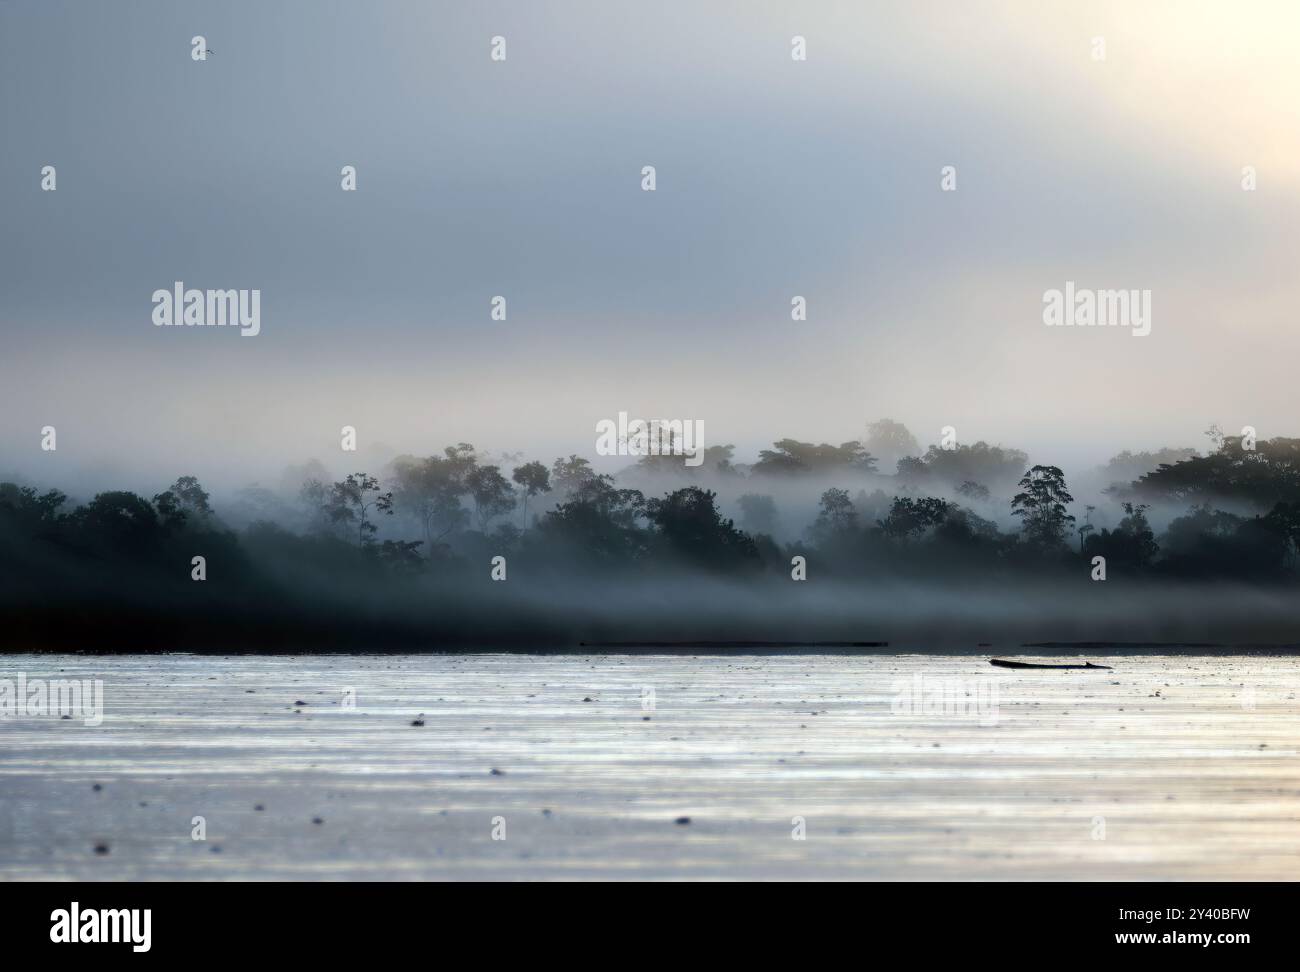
3;0;1299;491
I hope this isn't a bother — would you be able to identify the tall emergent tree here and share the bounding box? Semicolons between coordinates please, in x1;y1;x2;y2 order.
465;464;515;532
1011;465;1075;549
551;455;596;499
390;446;476;555
863;418;920;472
511;461;552;528
327;472;394;547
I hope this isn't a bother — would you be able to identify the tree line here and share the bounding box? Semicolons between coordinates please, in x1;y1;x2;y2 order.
5;425;1300;586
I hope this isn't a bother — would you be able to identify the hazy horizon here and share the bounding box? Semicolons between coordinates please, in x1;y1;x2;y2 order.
5;0;1300;490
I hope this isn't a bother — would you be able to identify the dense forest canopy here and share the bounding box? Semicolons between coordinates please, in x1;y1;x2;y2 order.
5;421;1300;649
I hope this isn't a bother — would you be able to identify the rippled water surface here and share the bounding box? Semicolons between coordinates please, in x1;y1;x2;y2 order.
2;652;1298;880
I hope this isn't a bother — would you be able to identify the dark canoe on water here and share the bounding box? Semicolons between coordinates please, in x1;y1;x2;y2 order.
990;659;1113;670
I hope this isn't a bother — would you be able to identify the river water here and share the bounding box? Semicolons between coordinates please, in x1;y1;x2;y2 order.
1;652;1297;880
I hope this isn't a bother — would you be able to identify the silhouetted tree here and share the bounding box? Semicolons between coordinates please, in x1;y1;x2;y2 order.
1155;503;1285;579
932;505;1002;550
815;488;858;533
808;487;861;548
1098;447;1197;491
465;465;515;532
152;489;188;531
373;539;426;575
1122;436;1300;508
170;476;212;516
645;487;759;570
327;473;394;546
152;475;212;531
853;488;891;525
1084;502;1158;569
1077;505;1096;553
634;438;737;476
298;478;334;535
0;483;67;537
1011;465;1075;549
1159;504;1241;576
539;475;646;566
1261;501;1300;563
878;496;949;540
70;491;167;550
1118;502;1158;565
511;461;551;527
863;418;920;472
699;444;738;475
752;439;876;476
551;455;596;499
898;442;1028;494
391;448;474;553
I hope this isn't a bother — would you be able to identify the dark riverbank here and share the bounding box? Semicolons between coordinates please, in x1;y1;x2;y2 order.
7;574;1300;653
